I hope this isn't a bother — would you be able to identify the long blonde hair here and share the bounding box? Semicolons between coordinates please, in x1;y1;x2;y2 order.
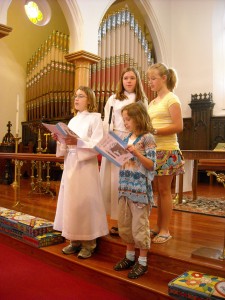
147;63;178;91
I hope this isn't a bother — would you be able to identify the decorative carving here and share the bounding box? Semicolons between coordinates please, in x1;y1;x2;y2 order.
207;171;225;188
188;92;215;149
2;121;15;145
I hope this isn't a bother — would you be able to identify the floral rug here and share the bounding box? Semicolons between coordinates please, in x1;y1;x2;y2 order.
172;196;225;217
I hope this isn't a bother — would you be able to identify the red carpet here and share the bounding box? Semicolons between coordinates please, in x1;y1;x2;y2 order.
0;241;126;300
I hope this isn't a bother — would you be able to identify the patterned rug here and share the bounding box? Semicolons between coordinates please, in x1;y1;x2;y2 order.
173;196;225;217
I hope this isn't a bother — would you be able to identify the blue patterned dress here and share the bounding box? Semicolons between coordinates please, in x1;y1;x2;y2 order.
118;133;156;206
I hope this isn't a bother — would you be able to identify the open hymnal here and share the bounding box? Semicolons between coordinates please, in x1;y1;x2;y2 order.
94;131;133;167
42;122;79;144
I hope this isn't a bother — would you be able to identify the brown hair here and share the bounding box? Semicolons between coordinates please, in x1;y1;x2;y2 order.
147;63;178;91
121;102;153;135
115;67;147;102
74;86;98;112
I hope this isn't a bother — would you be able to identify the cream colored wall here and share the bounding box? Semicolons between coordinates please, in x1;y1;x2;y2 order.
0;0;69;140
0;0;224;141
171;0;214;117
138;0;225;118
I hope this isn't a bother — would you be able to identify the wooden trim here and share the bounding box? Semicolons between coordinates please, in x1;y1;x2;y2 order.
0;153;63;163
65;50;100;64
0;24;12;39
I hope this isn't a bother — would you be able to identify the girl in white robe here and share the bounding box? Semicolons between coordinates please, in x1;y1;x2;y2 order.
53;86;109;259
100;67;148;236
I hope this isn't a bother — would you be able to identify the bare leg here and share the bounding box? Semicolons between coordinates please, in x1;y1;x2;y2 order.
151;177;160;234
153;175;174;242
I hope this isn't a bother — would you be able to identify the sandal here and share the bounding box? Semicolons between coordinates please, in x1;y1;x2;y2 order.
110;226;119;236
128;262;148;279
114;257;135;271
152;234;172;244
150;229;159;238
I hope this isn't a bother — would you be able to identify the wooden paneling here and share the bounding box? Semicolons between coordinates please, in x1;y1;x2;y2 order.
178;93;225;150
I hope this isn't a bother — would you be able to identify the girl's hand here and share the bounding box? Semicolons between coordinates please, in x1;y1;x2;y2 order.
51;133;58;141
126;145;154;170
62;135;77;145
127;145;138;156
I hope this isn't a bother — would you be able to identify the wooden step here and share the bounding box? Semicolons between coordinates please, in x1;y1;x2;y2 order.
1;228;225;300
98;235;225;278
1;180;225;299
1;233;173;299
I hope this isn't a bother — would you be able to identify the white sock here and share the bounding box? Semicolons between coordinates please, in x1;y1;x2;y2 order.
126;250;135;261
138;256;147;266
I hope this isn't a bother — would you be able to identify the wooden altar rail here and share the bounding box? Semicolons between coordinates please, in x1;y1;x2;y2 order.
179;150;225;203
0;151;224;201
0;153;63;163
0;153;64;196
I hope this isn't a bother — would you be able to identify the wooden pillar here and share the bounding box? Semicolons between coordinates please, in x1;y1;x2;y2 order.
65;50;100;113
65;50;100;91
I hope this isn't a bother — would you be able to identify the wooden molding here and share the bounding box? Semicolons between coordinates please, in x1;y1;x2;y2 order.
65;50;100;64
0;24;12;39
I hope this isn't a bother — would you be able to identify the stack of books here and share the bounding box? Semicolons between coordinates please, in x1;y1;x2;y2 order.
168;270;225;299
0;207;65;248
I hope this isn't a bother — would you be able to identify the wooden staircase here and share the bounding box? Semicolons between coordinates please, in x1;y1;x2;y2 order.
0;180;225;299
1;208;225;300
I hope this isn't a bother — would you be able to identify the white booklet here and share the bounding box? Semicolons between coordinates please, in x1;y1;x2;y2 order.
42;122;79;144
94;131;133;167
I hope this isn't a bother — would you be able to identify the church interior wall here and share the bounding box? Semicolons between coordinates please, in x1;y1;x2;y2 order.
171;0;214;118
0;0;69;139
0;0;224;141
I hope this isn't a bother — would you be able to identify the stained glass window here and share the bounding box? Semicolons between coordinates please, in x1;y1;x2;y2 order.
24;0;51;26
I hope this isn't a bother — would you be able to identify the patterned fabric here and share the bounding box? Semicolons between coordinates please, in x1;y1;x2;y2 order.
119;133;156;205
155;150;185;176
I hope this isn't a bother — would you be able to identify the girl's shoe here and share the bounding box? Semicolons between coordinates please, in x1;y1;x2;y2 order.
77;248;94;259
62;243;81;255
150;229;159;238
152;234;172;244
128;262;148;279
114;257;135;271
110;226;119;236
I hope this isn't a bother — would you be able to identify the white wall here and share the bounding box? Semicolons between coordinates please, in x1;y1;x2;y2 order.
171;0;214;117
0;0;224;140
143;0;224;118
212;0;225;115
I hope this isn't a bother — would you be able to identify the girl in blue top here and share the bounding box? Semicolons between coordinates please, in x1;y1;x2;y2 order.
113;102;156;279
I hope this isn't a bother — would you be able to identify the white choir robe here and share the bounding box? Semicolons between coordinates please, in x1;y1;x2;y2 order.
54;111;109;241
100;92;148;220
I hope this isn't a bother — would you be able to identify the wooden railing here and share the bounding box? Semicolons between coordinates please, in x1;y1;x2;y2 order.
0;153;64;197
0;150;224;202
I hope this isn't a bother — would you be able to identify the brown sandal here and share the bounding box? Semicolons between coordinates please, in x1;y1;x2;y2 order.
114;257;135;271
128;262;148;279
